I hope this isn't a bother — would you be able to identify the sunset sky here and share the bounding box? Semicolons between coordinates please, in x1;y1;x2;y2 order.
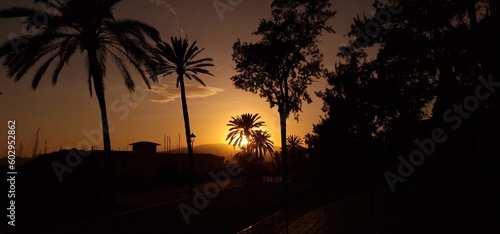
0;0;374;156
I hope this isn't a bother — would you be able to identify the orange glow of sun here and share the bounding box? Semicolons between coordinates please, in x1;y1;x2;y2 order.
241;136;249;146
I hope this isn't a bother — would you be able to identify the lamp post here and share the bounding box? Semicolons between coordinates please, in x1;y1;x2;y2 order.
190;133;196;153
188;133;196;197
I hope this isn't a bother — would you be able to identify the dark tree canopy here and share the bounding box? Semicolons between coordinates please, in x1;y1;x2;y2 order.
230;0;336;216
310;0;500;195
319;0;499;140
231;0;336;120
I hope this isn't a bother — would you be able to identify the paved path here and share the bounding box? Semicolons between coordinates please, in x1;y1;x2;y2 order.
282;186;500;234
116;177;243;210
40;181;315;234
285;191;377;234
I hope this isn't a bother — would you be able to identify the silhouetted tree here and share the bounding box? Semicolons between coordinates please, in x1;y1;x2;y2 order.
304;133;318;161
287;135;307;178
316;0;498;143
150;36;214;193
286;135;304;155
251;130;274;162
313;0;500;193
249;130;274;180
0;0;161;206
231;0;336;193
226;113;266;184
345;0;498;122
226;113;265;148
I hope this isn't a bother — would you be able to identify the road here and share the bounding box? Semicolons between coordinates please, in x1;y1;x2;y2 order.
41;177;313;234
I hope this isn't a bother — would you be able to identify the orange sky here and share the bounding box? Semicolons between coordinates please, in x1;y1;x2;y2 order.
0;0;374;156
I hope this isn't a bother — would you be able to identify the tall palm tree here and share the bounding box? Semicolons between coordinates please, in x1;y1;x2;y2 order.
226;113;265;148
151;36;214;192
0;0;161;205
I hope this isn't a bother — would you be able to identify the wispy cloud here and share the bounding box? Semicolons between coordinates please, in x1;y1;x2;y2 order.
149;0;177;15
175;20;185;36
148;82;224;103
149;0;185;35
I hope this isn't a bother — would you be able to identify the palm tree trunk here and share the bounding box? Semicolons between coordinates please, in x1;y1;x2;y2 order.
179;74;195;194
88;49;114;206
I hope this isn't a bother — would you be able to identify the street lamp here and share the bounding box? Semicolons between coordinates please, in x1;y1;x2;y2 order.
190;133;196;152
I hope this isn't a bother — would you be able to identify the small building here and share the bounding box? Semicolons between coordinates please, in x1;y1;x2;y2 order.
104;141;225;180
129;141;160;157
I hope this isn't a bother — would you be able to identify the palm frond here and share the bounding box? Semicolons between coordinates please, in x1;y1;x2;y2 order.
184;40;199;63
111;19;161;43
108;48;135;92
186;57;213;66
52;37;79;85
153;36;215;90
191;74;206;86
32;54;58;89
187;67;214;76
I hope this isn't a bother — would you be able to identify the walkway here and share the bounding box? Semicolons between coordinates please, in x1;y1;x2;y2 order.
285;191;378;234
284;186;500;234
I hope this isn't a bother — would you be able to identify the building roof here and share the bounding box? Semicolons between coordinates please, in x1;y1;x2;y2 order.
129;141;160;146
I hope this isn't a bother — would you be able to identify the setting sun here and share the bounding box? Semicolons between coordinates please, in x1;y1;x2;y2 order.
241;136;249;146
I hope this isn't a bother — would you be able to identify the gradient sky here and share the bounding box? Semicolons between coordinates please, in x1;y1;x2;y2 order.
0;0;374;156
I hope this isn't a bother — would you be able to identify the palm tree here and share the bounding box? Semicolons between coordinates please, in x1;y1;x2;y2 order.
151;36;214;193
226;113;265;148
251;130;274;161
226;113;266;186
287;134;306;162
0;0;161;205
287;135;306;178
249;130;274;181
287;135;305;154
